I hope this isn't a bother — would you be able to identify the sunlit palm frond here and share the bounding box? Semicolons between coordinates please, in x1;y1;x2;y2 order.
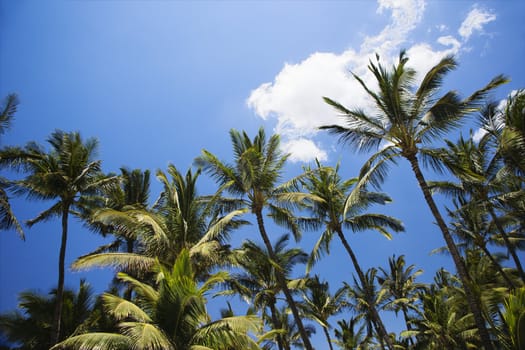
51;332;131;349
72;253;156;273
119;322;173;350
102;294;152;322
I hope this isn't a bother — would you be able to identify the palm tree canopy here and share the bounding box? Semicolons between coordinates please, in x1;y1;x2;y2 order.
321;51;508;188
297;161;404;270
54;249;262;350
0;280;95;349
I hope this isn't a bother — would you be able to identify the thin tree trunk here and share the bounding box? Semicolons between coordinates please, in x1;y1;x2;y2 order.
322;325;334;350
406;154;495;350
487;207;525;282
255;211;314;350
335;228;393;350
53;202;69;344
269;302;285;350
401;306;414;347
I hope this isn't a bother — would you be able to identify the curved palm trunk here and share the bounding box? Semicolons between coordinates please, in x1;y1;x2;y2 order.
487;207;525;282
255;211;314;350
406;154;495;350
53;202;69;344
335;228;394;350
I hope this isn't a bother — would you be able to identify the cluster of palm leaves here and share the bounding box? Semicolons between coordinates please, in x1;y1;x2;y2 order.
0;51;524;349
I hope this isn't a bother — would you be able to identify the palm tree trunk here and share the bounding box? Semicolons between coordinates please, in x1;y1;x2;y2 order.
335;228;394;350
53;202;69;344
269;302;285;350
405;154;495;350
401;306;414;347
255;210;314;350
322;325;334;350
487;207;525;282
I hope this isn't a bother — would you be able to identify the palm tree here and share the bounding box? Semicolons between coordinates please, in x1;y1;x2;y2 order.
298;275;348;350
195;127;315;350
0;130;114;343
0;93;23;238
298;161;403;349
321;51;507;349
445;195;519;290
268;306;315;350
481;90;525;176
77;167;152;300
333;318;371;350
377;255;424;346
432;132;525;283
224;235;307;350
0;280;95;350
407;286;478;349
73;164;245;279
53;249;262;350
495;287;525;350
346;268;390;349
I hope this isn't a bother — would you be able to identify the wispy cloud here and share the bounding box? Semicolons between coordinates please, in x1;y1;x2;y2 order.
459;6;496;41
247;0;496;163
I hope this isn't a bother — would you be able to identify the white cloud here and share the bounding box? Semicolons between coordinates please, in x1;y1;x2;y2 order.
282;138;328;163
472;128;487;143
361;0;426;54
247;0;497;163
247;51;361;138
458;7;496;41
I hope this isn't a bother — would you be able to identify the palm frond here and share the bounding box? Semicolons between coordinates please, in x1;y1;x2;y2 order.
119;322;173;350
51;332;131;349
72;252;156;273
102;294;152;322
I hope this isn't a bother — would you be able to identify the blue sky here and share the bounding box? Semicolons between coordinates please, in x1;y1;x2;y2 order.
1;0;524;346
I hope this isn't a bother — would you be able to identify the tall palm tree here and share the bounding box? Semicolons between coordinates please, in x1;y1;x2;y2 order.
195;127;315;350
321;51;507;349
298;275;348;350
432;132;525;283
0;93;24;238
298;161;403;349
0;280;95;350
224;235;307;350
0;130;114;343
53;249;262;350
